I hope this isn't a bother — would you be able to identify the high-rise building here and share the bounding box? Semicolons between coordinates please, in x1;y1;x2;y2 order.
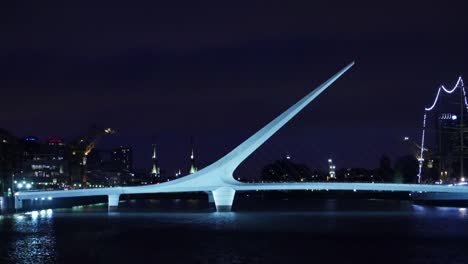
85;147;132;187
433;112;468;181
419;77;467;183
21;136;40;160
112;146;132;173
47;138;66;161
86;149;116;186
17;137;68;190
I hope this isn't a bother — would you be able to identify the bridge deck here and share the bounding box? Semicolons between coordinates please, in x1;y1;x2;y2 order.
15;182;468;201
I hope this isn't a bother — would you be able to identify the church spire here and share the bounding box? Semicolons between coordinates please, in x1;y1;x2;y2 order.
151;144;160;177
189;140;198;174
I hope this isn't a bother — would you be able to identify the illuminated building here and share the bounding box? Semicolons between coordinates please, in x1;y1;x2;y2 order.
112;146;133;173
433;112;468;181
47;138;66;161
17;137;68;190
419;77;467;183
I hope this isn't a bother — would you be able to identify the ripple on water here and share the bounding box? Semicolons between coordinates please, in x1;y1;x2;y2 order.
1;200;468;263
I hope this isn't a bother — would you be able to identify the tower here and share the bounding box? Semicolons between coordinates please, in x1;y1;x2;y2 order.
328;158;336;180
151;144;160;177
189;146;197;174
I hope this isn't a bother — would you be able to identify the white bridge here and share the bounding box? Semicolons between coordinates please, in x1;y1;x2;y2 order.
15;62;468;211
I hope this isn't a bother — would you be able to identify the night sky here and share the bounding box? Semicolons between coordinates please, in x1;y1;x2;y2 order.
1;1;467;178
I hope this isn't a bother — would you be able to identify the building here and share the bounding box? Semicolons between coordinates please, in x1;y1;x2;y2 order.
85;147;133;187
112;146;133;173
432;112;468;181
87;149;118;186
21;136;40;160
16;137;69;191
0;128;20;196
47;137;67;161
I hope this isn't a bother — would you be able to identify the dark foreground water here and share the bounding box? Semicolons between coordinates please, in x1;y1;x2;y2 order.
1;198;468;264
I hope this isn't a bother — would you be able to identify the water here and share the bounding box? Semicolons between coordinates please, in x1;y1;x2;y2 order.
1;198;468;264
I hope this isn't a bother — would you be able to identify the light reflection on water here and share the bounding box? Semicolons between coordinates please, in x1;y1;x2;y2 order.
459;207;467;217
4;209;57;263
1;199;468;263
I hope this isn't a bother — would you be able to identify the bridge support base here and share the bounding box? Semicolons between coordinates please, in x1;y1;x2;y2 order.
15;197;23;210
213;187;235;212
207;191;215;204
108;194;120;212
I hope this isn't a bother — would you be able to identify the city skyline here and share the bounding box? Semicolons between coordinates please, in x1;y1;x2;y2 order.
3;2;468;263
1;1;467;176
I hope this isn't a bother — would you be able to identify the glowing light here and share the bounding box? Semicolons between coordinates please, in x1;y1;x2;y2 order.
31;211;39;219
17;183;23;189
459;208;467;217
25;183;32;189
47;197;52;200
425;87;443;111
425;77;464;111
452;115;458;120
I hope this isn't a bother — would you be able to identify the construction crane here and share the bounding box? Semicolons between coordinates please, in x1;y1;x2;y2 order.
68;126;115;188
403;137;429;161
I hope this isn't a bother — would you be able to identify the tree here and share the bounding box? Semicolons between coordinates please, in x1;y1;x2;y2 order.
260;158;313;182
394;155;419;183
376;155;394;182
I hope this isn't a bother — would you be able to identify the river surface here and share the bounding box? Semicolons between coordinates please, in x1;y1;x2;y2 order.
1;198;468;264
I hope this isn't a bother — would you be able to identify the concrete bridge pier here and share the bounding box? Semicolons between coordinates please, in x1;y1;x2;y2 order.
212;187;236;212
207;191;215;204
0;196;5;212
108;194;120;212
15;197;23;210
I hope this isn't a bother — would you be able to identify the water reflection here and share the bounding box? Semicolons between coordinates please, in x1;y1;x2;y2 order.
411;204;468;219
459;208;467;217
211;212;239;230
2;200;468;263
6;209;57;263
